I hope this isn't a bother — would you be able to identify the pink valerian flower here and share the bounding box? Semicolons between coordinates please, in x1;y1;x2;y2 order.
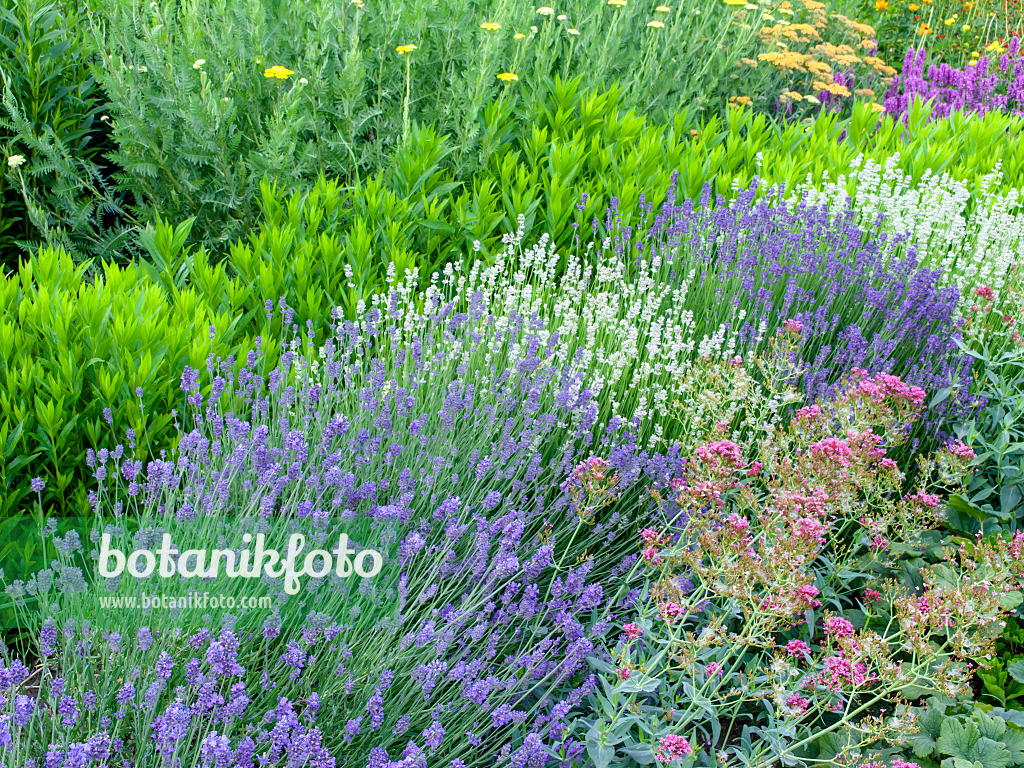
642;547;663;565
794;404;822;422
863;588;882;603
793;516;827;544
947;440;976;461
785;640;811;657
813;655;871;691
655;734;693;764
808;437;854;468
784;318;803;334
622;623;643;641
786;694;810;713
658;602;686;622
878;458;900;474
640;528;660;544
975;284;995;301
824;616;856;640
669;477;687;491
889;760;922;768
746;461;762;477
796;584;822;608
696;440;743;468
726;513;750;533
907;490;940;508
705;662;724;676
617;667;631;681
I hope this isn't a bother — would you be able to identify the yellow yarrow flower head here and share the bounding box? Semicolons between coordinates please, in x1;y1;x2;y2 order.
962;23;970;30
396;44;418;54
536;6;555;14
557;13;567;20
567;27;580;34
350;0;364;7
480;21;501;31
7;154;26;169
497;72;519;82
874;0;888;10
263;65;295;79
608;0;627;7
193;59;206;69
908;4;919;9
647;19;665;26
655;4;671;11
514;32;527;39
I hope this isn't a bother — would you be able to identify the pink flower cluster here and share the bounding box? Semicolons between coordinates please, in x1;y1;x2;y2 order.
947;440;976;461
622;623;643;641
785;639;811;657
655;734;693;764
824;616;856;640
810;655;871;692
658;602;685;622
808;437;855;468
786;694;810;713
850;368;927;408
695;440;743;468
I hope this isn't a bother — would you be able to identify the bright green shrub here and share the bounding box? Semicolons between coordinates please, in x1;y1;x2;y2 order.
0;243;283;521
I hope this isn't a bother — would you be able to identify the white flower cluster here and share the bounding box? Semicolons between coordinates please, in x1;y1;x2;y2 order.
788;153;1024;303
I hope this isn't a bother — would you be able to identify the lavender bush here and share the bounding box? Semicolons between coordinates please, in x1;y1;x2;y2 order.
473;178;971;453
0;288;691;766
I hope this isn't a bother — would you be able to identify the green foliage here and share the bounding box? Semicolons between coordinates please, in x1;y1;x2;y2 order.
7;0;1022;266
976;617;1024;711
902;697;1024;768
0;243;283;524
948;348;1024;535
0;0;111;269
7;0;767;261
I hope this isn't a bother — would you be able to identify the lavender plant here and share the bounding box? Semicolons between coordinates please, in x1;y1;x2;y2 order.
440;176;971;455
0;289;687;766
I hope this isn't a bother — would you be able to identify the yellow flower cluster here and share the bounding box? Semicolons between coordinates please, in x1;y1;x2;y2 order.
832;14;875;36
759;21;823;41
758;50;814;70
263;65;294;79
749;0;891;112
480;21;501;31
813;79;852;95
497;72;519;82
396;44;417;54
861;55;892;73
